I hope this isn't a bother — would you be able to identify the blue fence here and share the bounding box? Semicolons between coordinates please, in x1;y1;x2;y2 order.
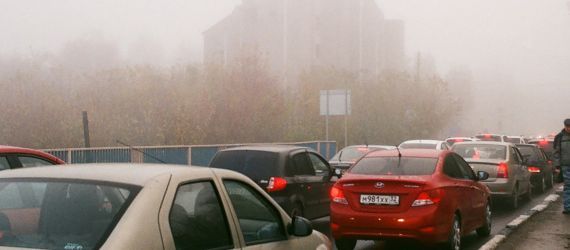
45;141;337;166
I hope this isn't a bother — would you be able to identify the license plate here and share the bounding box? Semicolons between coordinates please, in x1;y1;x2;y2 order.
360;194;399;205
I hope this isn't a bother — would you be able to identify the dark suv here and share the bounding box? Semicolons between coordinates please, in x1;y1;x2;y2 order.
516;144;554;193
208;145;335;219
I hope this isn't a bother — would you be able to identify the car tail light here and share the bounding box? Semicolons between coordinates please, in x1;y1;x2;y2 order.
412;189;442;207
497;162;509;178
267;177;287;192
330;186;348;204
484;134;492;138
528;166;541;173
455;139;464;142
539;140;548;145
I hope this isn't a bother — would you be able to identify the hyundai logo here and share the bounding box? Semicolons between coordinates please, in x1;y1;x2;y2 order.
374;182;385;188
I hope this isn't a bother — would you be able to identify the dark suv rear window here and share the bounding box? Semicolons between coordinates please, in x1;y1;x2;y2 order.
209;150;279;180
529;140;554;159
517;146;542;162
350;157;438;176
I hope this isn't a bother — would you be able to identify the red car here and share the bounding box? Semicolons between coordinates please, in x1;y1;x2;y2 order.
330;149;492;250
0;145;65;170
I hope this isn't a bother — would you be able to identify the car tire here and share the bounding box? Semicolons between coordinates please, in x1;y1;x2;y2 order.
547;173;554;189
444;215;461;250
536;176;546;193
289;203;304;218
509;185;518;209
524;182;532;201
335;238;357;250
476;203;492;237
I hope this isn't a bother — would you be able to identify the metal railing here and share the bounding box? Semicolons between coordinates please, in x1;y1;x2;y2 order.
44;141;337;166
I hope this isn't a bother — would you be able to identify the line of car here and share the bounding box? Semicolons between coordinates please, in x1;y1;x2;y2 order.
0;136;559;249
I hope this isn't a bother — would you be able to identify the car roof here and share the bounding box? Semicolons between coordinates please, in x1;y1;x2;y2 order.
452;141;512;146
218;145;312;153
341;145;396;149
446;137;475;140
0;163;219;186
0;145;65;163
366;149;443;158
400;140;443;144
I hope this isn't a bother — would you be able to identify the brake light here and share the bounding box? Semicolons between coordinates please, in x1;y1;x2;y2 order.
539;140;548;145
528;166;541;173
412;189;442;207
455;139;464;142
267;177;287;192
330;186;348;204
484;134;492;138
497;162;509;178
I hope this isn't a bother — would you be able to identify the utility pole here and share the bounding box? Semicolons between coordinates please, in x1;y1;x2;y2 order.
82;111;91;148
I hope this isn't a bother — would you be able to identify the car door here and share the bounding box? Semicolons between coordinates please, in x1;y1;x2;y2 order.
442;155;475;228
307;152;333;217
222;179;325;250
454;154;487;231
289;152;321;219
510;147;530;193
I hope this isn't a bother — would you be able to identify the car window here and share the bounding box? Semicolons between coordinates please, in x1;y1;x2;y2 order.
453;155;477;180
0;180;138;250
443;155;463;179
223;180;287;246
308;153;329;176
209;151;280;180
399;143;437;149
169;181;233;250
452;144;507;161
19;156;55;167
511;147;522;164
518;146;541;162
291;153;315;176
351;157;438;176
0;157;9;170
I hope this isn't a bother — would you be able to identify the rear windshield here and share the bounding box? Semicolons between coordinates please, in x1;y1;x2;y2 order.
350;157;438;176
399;143;437;149
517;146;541;162
0;179;139;249
209;150;279;179
446;139;472;146
452;144;507;161
504;137;522;143
475;135;503;142
528;140;554;158
330;147;386;162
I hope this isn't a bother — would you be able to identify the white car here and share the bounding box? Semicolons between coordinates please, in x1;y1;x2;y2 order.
445;137;480;146
398;139;450;150
0;164;332;250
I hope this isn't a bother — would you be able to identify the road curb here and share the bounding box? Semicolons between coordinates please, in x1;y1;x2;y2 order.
478;192;560;250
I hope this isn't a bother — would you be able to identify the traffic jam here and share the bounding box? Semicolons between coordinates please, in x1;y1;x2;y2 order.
0;133;560;250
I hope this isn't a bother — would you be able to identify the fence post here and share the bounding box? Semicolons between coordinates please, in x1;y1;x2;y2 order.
188;146;192;166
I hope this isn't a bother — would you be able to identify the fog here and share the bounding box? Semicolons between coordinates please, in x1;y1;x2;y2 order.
1;0;569;147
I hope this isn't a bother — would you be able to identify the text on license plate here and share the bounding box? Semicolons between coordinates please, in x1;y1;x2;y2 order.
360;194;399;205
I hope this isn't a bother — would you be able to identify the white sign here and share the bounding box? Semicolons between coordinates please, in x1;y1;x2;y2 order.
320;89;351;116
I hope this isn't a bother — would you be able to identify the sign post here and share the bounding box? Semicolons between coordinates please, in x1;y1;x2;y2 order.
320;89;351;147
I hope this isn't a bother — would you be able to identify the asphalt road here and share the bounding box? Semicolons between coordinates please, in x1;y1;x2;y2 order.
312;183;561;250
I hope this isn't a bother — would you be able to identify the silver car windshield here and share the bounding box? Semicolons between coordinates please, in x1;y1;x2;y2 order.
0;179;139;249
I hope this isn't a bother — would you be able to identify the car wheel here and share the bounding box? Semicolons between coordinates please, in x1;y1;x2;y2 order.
536;176;546;193
445;215;461;250
289;203;304;218
509;185;518;209
476;203;492;237
547;173;554;188
335;238;357;250
524;182;532;201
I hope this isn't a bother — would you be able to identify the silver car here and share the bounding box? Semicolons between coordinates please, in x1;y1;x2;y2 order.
0;164;331;249
451;141;532;209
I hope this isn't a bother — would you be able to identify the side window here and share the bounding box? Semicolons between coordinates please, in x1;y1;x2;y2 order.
0;157;10;170
19;156;55;168
223;180;287;246
511;147;521;164
443;156;462;179
292;153;315;176
454;155;476;180
0;182;46;209
308;153;329;176
169;181;233;250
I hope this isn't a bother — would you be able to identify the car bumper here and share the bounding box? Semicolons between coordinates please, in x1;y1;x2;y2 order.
330;204;451;244
481;178;514;197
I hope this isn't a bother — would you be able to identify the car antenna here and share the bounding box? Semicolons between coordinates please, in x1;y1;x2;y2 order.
116;140;167;164
396;146;402;167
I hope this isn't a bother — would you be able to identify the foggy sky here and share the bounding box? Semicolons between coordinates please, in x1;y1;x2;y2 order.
1;0;569;136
